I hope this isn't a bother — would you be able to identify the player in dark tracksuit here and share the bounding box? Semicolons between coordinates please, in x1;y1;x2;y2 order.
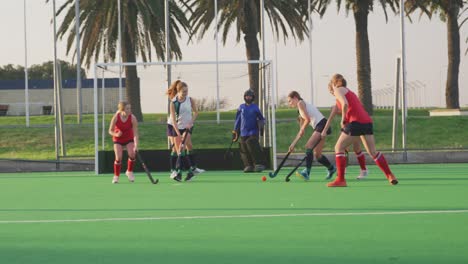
233;89;266;173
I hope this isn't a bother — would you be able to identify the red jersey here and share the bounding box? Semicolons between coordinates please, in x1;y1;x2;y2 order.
336;88;372;124
113;113;134;143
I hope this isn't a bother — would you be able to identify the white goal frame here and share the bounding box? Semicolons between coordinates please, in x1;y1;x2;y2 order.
93;60;277;174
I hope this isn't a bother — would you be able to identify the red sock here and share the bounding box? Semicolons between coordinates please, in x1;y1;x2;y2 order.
335;152;347;181
373;152;392;176
355;151;367;170
114;160;121;176
127;158;135;172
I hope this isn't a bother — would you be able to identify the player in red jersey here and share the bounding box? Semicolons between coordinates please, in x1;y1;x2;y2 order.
322;74;398;187
108;101;139;184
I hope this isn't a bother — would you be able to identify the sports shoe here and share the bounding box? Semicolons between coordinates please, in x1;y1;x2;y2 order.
170;170;178;178
112;176;119;184
326;165;336;180
356;169;368;180
171;172;182;182
185;171;196;182
244;166;254;173
327;180;347;187
254;164;266;172
387;174;398;185
126;171;135;182
192;167;205;175
296;168;310;181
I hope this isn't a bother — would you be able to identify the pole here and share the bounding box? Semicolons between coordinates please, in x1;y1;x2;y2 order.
52;0;60;168
94;66;99;174
102;69;106;150
214;0;220;124
308;0;314;105
260;0;266;146
165;0;171;88
57;62;66;156
75;0;82;123
117;0;123;101
23;0;29;127
399;0;408;161
392;57;400;152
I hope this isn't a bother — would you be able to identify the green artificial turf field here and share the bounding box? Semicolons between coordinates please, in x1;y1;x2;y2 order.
1;163;467;264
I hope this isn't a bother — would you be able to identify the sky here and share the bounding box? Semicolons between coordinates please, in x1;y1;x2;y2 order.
0;0;467;113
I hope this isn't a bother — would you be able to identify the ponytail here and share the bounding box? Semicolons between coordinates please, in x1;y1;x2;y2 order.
288;91;303;101
166;80;188;99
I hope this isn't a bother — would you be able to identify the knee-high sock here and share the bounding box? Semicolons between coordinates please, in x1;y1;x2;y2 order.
114;160;121;176
317;155;332;169
127;158;135;172
335;153;346;181
183;150;193;171
305;149;313;173
187;150;196;169
170;151;177;171
176;152;185;172
373;152;392;176
355;151;367;170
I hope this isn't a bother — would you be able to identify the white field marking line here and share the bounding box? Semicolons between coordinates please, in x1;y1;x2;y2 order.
1;210;468;224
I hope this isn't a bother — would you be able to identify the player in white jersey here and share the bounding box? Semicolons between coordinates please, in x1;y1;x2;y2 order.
287;91;336;180
166;80;204;182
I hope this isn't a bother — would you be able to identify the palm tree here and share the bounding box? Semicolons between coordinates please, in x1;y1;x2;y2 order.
183;0;308;99
53;0;190;121
405;0;466;109
309;0;399;114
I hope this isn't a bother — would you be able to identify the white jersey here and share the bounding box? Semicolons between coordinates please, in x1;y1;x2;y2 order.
167;96;193;129
300;100;324;129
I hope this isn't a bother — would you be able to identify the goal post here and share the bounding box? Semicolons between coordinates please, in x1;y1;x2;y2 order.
93;60;277;175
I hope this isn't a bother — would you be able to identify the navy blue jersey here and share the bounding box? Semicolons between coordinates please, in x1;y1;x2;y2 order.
234;103;265;137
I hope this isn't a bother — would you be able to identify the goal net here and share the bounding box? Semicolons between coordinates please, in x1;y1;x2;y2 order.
93;60;277;174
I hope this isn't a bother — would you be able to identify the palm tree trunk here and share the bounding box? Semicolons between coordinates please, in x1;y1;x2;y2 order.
445;2;460;109
122;27;143;122
244;33;260;96
242;1;260;98
353;2;373;114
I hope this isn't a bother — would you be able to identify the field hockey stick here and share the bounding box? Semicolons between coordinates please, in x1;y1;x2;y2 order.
136;151;159;184
224;140;235;160
175;131;190;170
284;136;322;182
285;156;307;182
268;151;291;178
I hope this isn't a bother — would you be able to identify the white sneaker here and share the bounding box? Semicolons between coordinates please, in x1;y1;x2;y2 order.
193;167;205;175
356;169;368;180
112;176;119;184
126;171;135;182
170;170;178;179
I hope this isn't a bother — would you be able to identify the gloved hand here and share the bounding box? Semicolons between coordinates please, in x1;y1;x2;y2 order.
231;130;239;142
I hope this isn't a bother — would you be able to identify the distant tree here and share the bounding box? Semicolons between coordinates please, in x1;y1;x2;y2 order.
277;95;290;109
197;97;229;111
0;60;86;80
308;0;400;114
184;0;308;101
53;0;191;121
406;0;467;109
0;64;24;80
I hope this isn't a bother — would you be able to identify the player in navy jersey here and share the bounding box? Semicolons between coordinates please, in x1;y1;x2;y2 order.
233;89;266;172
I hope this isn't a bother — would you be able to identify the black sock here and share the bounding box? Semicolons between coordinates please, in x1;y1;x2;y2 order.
170;152;177;171
187;150;196;169
305;149;313;173
317;155;333;169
